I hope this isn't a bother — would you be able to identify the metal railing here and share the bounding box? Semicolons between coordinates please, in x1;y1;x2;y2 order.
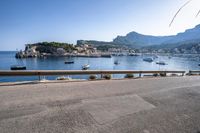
0;70;186;81
188;70;200;75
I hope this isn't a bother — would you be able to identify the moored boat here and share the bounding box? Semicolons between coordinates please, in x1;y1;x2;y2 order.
64;61;74;64
82;64;90;70
143;58;153;62
114;60;120;65
156;61;167;65
10;65;26;70
101;54;112;58
153;55;158;59
129;53;140;56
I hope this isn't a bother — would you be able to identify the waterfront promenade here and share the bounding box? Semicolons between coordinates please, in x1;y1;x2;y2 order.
0;76;200;133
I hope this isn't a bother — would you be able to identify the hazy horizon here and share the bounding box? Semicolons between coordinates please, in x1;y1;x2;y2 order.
0;0;200;51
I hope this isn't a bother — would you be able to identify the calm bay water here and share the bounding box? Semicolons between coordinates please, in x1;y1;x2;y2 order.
0;51;200;82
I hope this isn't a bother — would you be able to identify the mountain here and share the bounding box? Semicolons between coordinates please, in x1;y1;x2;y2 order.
113;24;200;48
113;32;173;47
77;24;200;53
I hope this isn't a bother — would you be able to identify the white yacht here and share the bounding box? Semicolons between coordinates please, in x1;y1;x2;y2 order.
82;64;90;70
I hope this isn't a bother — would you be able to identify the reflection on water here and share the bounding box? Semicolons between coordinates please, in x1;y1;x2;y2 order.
0;51;200;82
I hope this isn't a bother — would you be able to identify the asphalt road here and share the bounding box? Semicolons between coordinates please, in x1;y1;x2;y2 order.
0;76;200;133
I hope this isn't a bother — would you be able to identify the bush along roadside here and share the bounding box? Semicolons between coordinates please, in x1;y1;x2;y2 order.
89;75;97;80
160;72;167;77
103;74;112;80
125;73;134;79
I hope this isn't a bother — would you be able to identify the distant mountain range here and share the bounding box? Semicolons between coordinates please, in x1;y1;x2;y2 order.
78;24;200;52
113;24;200;48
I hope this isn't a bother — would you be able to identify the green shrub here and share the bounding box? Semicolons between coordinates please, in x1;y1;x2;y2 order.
103;74;112;80
56;76;71;80
89;75;97;80
153;73;159;77
160;72;166;77
171;73;178;76
125;73;134;78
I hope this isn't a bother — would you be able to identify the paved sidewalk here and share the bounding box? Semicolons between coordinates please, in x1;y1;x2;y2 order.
0;76;200;133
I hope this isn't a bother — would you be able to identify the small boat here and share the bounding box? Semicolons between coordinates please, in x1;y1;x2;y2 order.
82;64;90;70
101;54;112;58
114;60;120;65
10;65;26;70
129;53;140;56
118;53;124;56
143;58;153;62
153;55;158;59
198;64;200;66
64;61;74;64
156;61;167;65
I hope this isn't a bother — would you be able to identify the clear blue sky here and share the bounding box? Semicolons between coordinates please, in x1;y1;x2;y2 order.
0;0;200;51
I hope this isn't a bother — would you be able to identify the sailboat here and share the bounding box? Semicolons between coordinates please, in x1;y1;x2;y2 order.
64;61;74;64
11;54;26;70
143;57;153;62
64;55;74;64
82;64;90;70
10;65;26;70
156;61;167;65
82;60;90;70
114;60;120;65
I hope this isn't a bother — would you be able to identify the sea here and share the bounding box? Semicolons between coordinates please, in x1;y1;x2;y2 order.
0;51;200;82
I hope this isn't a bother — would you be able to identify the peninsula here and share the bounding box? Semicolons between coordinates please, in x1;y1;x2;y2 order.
15;42;114;58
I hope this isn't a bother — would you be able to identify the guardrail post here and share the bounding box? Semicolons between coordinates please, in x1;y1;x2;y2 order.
189;70;191;76
100;72;103;79
182;72;184;76
139;72;142;78
38;72;41;81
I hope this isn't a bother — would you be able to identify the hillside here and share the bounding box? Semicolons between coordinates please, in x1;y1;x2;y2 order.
113;32;173;47
77;40;129;51
113;24;200;48
26;42;75;54
78;24;200;53
144;40;200;54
